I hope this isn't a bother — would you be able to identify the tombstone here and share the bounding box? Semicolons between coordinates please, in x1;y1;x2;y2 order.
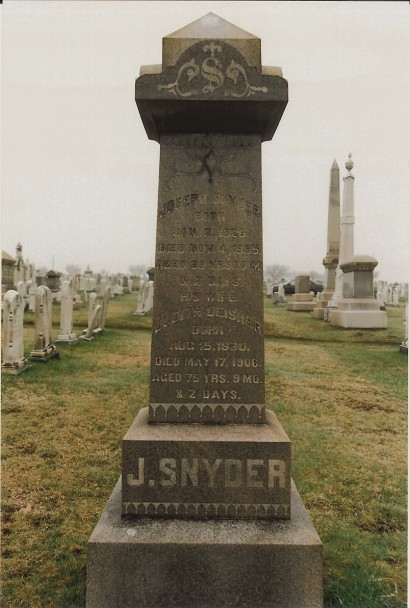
143;280;154;313
400;302;408;354
97;286;111;332
313;160;340;319
392;286;399;306
81;292;103;339
1;290;30;375
27;280;37;312
29;285;59;361
87;14;322;608
16;280;28;311
99;277;108;297
330;255;387;328
287;274;316;311
332;154;355;305
13;242;26;285
46;269;61;292
133;281;147;315
329;157;387;328
55;281;79;345
130;275;140;291
376;280;385;309
122;276;131;294
278;281;286;303
272;281;285;305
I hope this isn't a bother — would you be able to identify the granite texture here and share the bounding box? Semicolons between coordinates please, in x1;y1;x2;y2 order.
122;408;291;519
150;133;266;424
87;477;323;608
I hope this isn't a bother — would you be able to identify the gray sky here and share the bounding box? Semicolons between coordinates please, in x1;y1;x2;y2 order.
2;1;409;281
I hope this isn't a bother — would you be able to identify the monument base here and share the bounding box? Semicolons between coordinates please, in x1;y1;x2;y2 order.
87;477;323;608
1;360;31;375
329;298;387;328
287;301;316;312
312;306;326;319
29;347;60;362
55;334;79;345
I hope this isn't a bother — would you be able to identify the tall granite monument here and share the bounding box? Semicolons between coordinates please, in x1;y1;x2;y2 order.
313;160;340;319
87;14;322;608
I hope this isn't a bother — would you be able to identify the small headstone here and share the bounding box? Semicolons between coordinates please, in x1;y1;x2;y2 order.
29;285;59;361
400;302;408;354
287;274;315;311
97;286;111;332
81;293;102;339
1;290;30;374
55;281;79;345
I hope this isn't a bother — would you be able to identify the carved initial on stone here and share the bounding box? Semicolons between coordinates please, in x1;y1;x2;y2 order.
158;41;268;98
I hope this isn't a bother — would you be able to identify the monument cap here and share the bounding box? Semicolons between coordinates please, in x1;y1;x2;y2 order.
163;12;261;70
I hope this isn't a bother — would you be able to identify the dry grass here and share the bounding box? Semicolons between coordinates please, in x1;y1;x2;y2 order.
1;295;407;607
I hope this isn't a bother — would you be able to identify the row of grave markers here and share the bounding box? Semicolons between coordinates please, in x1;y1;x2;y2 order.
1;282;112;375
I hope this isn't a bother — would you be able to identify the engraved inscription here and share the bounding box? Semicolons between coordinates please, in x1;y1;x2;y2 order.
126;458;286;489
151;133;264;420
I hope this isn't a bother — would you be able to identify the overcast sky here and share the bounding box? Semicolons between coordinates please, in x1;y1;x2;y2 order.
2;1;409;281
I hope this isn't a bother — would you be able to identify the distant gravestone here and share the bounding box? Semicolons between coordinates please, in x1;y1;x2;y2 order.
1;290;30;375
55;281;79;345
330;255;387;328
98;286;111;332
81;293;102;340
29;285;59;361
400;302;408;354
287;274;315;312
87;13;322;608
313;160;340;319
133;281;147;315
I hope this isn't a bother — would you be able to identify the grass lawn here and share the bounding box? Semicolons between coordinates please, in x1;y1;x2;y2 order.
1;293;407;607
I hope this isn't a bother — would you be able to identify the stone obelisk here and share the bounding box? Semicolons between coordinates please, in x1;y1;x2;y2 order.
329;155;387;328
333;154;355;302
313;159;340;319
87;14;322;608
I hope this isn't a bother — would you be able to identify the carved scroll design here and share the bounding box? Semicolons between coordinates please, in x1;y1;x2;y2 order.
158;41;268;99
149;402;265;423
123;501;291;519
164;136;257;191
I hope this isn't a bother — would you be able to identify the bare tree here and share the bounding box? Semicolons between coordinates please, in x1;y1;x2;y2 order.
129;264;148;276
309;270;324;283
264;264;289;284
66;264;82;276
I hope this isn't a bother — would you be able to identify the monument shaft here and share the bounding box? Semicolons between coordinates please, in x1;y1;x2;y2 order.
150;134;265;423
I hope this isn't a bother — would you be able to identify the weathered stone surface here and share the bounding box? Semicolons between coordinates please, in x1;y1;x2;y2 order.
122;408;291;519
87;477;323;608
136;39;287;143
150;134;266;423
1;290;30;374
29;285;59;361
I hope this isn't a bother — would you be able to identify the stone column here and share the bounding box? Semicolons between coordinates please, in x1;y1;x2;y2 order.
333;154;355;301
1;290;30;375
87;13;322;608
29;285;59;361
56;280;79;345
313;160;340;319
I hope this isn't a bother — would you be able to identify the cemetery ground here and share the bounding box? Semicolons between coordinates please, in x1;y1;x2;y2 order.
1;294;407;608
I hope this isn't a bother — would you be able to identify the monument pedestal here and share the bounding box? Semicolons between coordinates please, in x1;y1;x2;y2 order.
122;408;291;520
287;293;316;312
87;477;322;608
329;299;387;328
